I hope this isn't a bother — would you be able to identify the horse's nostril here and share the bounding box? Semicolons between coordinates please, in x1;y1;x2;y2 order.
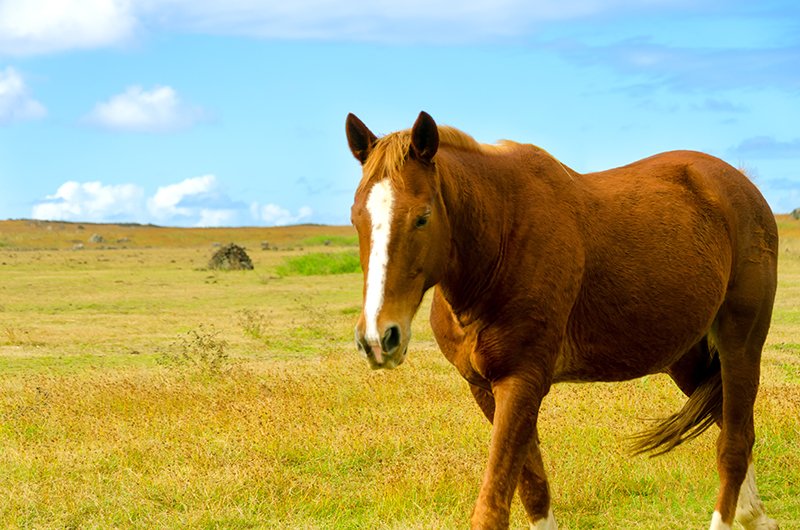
381;325;401;355
355;328;371;357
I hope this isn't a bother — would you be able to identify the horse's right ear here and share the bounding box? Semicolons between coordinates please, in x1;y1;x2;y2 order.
410;111;439;164
346;113;377;165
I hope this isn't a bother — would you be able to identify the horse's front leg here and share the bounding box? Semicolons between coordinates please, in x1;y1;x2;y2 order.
472;374;545;529
470;384;556;529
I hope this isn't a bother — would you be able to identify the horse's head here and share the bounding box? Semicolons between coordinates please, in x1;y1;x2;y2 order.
346;111;451;369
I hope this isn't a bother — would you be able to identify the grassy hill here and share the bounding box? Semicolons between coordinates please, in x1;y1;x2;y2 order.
0;219;356;250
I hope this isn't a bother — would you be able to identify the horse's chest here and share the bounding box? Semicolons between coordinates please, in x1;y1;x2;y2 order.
431;315;484;384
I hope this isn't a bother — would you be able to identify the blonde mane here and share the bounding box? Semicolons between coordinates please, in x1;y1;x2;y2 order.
357;126;516;193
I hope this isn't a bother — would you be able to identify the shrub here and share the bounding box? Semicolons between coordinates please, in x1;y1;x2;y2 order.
159;325;230;374
208;243;254;270
237;309;269;341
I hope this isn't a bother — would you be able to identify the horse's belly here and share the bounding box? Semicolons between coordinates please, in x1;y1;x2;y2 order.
554;332;699;383
555;275;726;383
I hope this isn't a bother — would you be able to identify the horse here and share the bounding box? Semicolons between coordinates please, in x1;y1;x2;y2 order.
346;111;779;530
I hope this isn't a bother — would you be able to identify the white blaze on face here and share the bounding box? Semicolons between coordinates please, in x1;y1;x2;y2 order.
364;179;395;345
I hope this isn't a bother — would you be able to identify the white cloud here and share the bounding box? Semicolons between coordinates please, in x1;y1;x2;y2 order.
0;67;46;123
32;175;240;227
251;202;313;226
85;85;204;132
1;0;699;54
148;174;216;219
31;176;316;227
197;209;237;227
31;181;145;222
147;174;238;226
0;0;136;55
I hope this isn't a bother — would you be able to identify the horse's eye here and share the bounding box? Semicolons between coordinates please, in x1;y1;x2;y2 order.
415;215;429;228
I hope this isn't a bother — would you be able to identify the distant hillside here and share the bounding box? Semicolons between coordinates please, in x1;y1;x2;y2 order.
0;219;356;250
2;216;798;251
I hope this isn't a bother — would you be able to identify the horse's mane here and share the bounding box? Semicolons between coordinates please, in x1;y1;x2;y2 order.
357;126;516;193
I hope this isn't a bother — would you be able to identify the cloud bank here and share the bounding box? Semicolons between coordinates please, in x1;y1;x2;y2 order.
0;0;136;55
147;175;240;226
0;0;726;55
250;203;313;226
32;175;312;227
31;181;145;223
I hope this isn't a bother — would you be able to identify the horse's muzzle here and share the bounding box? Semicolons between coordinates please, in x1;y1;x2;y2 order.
355;324;407;369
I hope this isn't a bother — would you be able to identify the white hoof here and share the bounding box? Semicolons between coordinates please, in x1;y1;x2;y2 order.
530;507;558;530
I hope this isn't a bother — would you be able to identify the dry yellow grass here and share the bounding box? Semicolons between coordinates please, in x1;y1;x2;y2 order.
0;219;798;529
0;219;355;250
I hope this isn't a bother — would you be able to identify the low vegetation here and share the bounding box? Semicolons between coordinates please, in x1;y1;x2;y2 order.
158;324;232;374
0;219;798;529
276;251;361;276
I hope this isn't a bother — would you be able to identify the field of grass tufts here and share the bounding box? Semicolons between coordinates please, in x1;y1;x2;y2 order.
0;218;798;529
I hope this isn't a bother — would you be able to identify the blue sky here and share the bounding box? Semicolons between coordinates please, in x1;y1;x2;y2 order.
0;0;798;227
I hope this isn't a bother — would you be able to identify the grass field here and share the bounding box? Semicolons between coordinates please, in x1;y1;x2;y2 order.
0;218;798;529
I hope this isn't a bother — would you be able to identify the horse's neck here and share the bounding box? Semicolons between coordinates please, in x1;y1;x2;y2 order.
436;150;520;320
436;146;580;323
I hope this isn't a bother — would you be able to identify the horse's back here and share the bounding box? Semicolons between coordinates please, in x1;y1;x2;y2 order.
579;149;776;268
556;150;777;382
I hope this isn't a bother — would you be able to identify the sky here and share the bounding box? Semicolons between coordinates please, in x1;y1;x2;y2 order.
0;0;798;227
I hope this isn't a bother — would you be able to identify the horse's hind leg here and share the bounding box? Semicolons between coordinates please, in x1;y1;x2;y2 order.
518;432;557;529
469;384;557;529
710;279;778;530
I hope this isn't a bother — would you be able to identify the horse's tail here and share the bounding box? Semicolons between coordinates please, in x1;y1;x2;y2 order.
630;343;722;456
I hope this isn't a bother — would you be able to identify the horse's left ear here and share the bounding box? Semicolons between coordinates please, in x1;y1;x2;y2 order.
346;113;377;165
411;111;439;164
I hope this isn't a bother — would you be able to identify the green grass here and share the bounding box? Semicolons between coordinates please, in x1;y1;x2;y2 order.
276;250;361;276
0;219;798;529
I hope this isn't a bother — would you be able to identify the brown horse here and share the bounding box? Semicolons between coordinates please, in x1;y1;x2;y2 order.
346;111;779;530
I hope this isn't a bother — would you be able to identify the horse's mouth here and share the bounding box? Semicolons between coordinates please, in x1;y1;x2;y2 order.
365;346;408;370
355;325;410;370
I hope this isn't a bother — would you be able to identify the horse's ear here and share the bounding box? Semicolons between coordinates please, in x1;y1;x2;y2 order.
346;113;377;165
411;111;439;164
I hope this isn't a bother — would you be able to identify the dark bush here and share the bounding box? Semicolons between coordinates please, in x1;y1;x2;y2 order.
208;243;254;270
